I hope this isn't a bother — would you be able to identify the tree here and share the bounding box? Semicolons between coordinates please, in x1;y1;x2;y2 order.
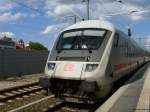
29;42;48;51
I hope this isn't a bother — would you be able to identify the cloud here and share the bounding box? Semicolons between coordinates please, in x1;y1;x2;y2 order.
0;0;147;22
94;1;145;21
130;14;143;21
41;23;70;35
41;26;53;35
0;32;15;38
22;0;41;9
45;0;85;20
46;10;60;19
0;1;18;12
0;12;27;23
46;4;84;20
44;0;149;22
54;4;75;16
146;35;150;43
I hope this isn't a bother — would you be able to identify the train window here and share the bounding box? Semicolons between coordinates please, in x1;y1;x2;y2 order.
114;33;119;47
83;30;106;36
56;28;108;50
63;31;82;38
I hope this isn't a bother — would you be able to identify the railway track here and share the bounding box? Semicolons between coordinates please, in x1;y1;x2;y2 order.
6;67;142;112
7;95;55;112
0;82;43;103
4;65;148;112
7;95;98;112
0;81;96;112
4;67;140;112
48;101;99;112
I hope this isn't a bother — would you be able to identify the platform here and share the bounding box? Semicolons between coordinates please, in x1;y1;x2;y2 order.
0;74;43;91
96;63;150;112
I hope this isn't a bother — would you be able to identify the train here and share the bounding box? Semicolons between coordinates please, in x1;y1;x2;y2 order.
39;20;150;102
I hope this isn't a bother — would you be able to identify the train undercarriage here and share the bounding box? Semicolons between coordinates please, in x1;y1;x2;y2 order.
39;77;99;103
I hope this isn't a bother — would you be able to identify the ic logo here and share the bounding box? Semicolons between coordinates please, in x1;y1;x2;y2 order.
64;64;75;71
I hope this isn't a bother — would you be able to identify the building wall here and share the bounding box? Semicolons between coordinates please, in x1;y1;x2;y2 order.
0;49;49;79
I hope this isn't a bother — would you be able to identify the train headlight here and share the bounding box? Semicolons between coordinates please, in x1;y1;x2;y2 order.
47;63;55;70
85;64;98;72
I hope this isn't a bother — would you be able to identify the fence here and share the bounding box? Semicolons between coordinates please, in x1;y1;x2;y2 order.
0;49;49;79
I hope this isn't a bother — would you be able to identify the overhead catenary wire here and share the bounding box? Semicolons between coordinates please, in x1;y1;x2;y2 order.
100;0;150;49
9;0;66;20
9;0;84;23
9;0;42;14
97;0;111;15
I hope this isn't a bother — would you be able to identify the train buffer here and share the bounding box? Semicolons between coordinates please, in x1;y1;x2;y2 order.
96;63;150;112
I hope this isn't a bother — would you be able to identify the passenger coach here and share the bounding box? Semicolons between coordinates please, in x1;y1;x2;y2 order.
39;20;149;102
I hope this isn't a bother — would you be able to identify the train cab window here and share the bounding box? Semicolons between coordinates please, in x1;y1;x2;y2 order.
114;33;119;47
56;29;108;50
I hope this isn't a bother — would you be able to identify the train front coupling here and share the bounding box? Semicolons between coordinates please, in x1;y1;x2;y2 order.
39;75;51;88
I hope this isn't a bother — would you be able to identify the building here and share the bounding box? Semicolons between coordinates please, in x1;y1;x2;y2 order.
15;39;25;49
0;36;16;49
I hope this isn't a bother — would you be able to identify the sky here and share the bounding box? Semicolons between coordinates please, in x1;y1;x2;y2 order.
0;0;150;49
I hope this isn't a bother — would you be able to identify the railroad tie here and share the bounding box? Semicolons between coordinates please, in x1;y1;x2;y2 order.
0;95;7;99
4;92;14;97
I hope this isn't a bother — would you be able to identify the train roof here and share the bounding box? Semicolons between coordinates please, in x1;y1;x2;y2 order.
64;20;116;31
62;20;149;53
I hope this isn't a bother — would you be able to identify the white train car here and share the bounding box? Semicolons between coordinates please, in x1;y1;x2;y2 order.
39;20;149;102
